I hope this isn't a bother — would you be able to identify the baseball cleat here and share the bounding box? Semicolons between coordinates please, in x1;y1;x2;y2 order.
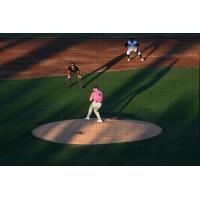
97;120;103;123
127;58;131;62
85;117;90;120
141;58;145;62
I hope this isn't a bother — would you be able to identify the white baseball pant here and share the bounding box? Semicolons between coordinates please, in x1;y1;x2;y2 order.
126;47;141;56
86;101;102;121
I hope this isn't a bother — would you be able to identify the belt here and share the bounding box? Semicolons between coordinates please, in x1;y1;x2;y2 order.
95;101;102;103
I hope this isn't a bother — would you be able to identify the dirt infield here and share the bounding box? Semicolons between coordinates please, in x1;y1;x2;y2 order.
32;118;162;145
0;36;199;79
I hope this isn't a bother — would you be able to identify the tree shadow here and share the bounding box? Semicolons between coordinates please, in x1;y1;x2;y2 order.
0;37;85;79
0;38;31;53
112;60;177;113
0;78;48;125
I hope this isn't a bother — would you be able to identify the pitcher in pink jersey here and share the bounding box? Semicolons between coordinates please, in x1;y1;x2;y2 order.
85;85;103;122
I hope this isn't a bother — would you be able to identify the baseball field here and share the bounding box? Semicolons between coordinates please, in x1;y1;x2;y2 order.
0;34;199;165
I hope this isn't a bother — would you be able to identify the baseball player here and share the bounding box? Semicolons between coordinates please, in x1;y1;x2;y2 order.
85;85;103;123
66;63;82;88
125;38;145;62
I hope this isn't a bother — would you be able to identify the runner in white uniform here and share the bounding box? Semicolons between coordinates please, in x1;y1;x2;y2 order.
125;39;145;62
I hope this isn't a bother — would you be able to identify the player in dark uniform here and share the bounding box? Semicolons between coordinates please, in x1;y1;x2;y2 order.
66;63;82;88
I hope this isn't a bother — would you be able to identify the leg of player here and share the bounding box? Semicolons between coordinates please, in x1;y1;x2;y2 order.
85;101;103;122
93;102;103;122
126;48;131;62
77;75;83;89
85;103;93;120
137;50;145;61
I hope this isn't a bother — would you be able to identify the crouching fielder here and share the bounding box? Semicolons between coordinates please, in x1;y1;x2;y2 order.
125;38;145;62
67;63;82;88
85;85;103;123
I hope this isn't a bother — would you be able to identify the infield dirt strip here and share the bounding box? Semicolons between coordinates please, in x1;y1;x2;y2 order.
0;36;199;79
32;119;162;145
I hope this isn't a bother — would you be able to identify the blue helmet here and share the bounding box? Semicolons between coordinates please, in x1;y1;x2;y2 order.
130;38;136;42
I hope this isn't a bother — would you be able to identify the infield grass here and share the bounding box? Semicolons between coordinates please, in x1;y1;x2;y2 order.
0;67;199;165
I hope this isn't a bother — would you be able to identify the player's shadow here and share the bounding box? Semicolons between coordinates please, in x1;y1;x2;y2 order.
83;53;126;88
143;42;163;59
112;60;177;113
130;41;163;61
70;53;126;88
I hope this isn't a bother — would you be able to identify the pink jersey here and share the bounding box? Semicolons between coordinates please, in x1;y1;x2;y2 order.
90;89;103;103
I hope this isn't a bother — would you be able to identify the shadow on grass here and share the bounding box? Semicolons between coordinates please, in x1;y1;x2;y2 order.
0;69;199;166
74;53;126;88
112;60;177;113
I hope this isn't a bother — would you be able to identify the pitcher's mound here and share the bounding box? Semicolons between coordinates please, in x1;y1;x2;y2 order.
32;118;162;145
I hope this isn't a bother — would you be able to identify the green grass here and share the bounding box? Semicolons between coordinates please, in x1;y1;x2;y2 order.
0;67;199;165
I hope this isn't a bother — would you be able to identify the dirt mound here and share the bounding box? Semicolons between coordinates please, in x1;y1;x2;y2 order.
32;118;162;145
